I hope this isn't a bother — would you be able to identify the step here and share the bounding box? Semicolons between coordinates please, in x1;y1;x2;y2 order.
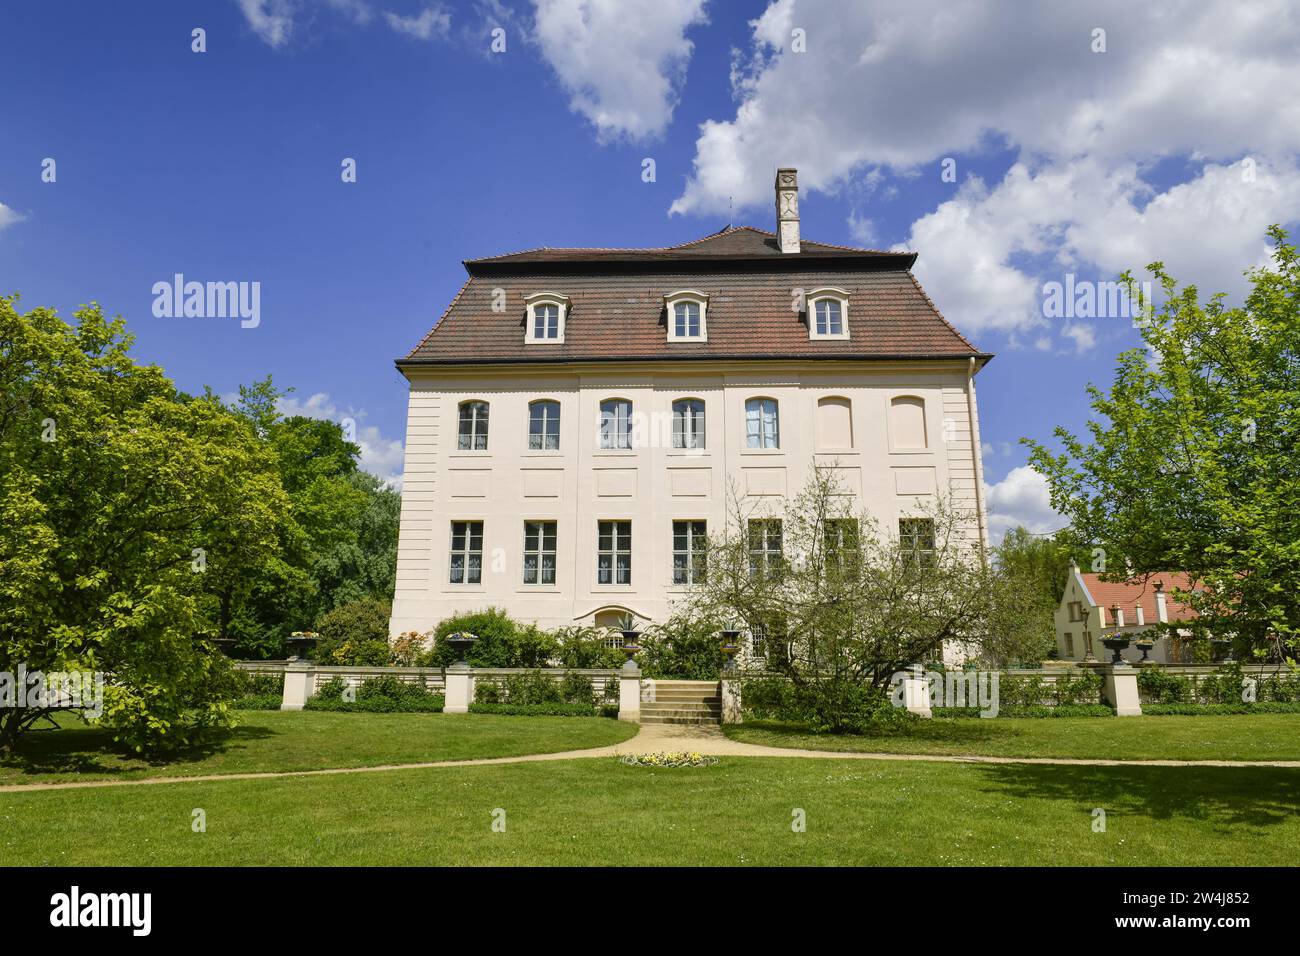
647;692;722;703
640;714;721;725
651;681;721;689
640;703;721;715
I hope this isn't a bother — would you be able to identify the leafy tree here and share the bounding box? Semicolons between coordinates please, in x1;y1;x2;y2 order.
314;596;392;665
0;297;282;752
686;469;1030;731
1026;227;1300;661
990;526;1074;662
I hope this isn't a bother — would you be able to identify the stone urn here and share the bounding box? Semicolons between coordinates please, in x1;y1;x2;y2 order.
285;631;319;662
1134;637;1155;662
446;631;478;665
1100;635;1131;665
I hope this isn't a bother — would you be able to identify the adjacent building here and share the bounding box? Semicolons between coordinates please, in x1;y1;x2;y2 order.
389;168;992;639
1054;564;1200;664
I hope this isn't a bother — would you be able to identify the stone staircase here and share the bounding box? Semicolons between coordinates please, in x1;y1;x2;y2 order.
640;680;722;725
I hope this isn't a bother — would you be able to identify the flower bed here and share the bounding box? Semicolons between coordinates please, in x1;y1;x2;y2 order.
619;751;719;768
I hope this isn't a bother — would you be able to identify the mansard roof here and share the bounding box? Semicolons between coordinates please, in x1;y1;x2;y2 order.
400;226;989;369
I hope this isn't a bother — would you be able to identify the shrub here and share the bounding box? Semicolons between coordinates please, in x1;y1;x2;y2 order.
739;673;912;733
637;611;727;680
1137;667;1192;704
304;675;443;713
474;681;502;704
314;598;392;664
425;608;558;667
1052;670;1102;706
554;626;625;668
998;674;1047;708
389;630;430;667
503;670;563;705
559;672;595;705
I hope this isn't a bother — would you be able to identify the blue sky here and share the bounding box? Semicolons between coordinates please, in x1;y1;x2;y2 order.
3;0;1297;536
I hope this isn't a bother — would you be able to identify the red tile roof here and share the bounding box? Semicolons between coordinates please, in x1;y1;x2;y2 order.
401;226;988;367
1079;572;1201;622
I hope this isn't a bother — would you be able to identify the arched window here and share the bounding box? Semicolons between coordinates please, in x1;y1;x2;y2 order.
524;292;570;344
890;396;927;449
807;288;851;340
816;396;853;450
745;398;779;449
664;290;709;342
457;400;489;450
528;400;560;450
599;399;633;450
672;399;706;449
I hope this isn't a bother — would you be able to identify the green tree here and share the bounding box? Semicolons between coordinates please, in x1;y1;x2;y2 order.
1026;227;1300;660
0;297;283;753
989;526;1074;663
687;469;1031;731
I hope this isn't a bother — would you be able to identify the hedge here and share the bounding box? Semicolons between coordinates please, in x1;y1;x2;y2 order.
1142;701;1300;716
931;704;1116;719
468;702;616;718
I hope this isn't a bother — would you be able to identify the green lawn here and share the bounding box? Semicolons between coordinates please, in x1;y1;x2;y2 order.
725;714;1300;761
0;712;638;786
2;757;1296;865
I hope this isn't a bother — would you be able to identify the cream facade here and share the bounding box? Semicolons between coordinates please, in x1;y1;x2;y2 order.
389;359;988;635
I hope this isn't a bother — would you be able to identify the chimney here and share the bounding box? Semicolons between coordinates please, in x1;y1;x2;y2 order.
775;167;800;253
1111;604;1124;628
1154;580;1168;623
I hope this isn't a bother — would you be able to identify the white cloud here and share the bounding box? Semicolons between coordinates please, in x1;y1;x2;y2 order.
0;202;25;232
984;466;1063;541
277;392;406;487
670;0;1300;340
238;0;297;47
385;5;451;40
238;0;459;47
531;0;709;141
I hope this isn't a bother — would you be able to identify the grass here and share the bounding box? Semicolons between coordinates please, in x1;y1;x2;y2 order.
0;711;638;786
2;757;1297;865
725;714;1300;761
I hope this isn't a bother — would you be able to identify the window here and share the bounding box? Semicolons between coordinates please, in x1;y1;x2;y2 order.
597;520;632;585
532;304;559;339
823;518;860;575
522;520;557;585
674;302;700;338
807;288;850;340
524;292;570;344
448;520;483;584
1064;632;1075;657
745;398;780;449
457;401;489;450
748;519;783;578
672;520;707;585
671;399;705;450
816;396;853;450
899;518;936;569
528;400;560;450
664;290;709;342
599;399;633;450
889;396;927;450
815;299;842;336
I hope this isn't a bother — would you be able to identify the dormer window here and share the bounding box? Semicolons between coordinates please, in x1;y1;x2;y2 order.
524;292;570;344
807;288;850;340
664;290;709;342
